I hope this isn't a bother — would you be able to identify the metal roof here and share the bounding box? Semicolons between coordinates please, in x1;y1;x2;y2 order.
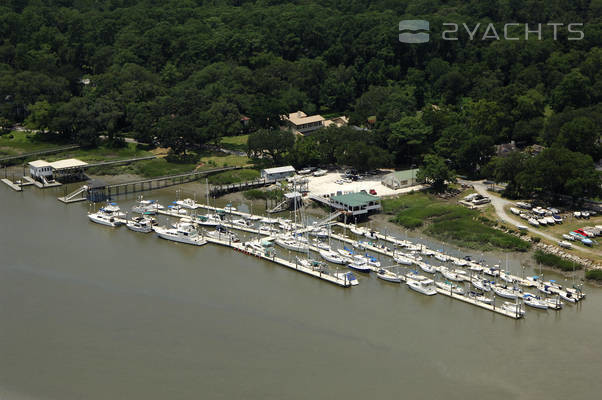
331;192;379;207
262;166;296;174
28;160;51;168
49;158;88;170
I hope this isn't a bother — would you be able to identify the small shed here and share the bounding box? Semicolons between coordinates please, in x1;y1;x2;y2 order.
261;166;296;181
28;160;53;180
381;169;419;190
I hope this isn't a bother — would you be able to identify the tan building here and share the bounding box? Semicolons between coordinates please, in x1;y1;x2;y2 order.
282;111;325;134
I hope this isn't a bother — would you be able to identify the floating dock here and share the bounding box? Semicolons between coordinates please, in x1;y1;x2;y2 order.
1;178;22;191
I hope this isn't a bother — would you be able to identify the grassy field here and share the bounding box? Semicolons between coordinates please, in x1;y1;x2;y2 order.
219;135;248;152
0;131;66;156
243;188;284;200
208;168;259;185
382;192;531;251
585;269;602;281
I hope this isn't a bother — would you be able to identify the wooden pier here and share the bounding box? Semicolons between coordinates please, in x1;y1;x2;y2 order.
209;177;275;197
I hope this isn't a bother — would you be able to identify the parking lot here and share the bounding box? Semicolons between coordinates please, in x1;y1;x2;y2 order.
304;170;425;197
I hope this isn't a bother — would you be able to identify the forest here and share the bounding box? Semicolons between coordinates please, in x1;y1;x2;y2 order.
0;0;601;199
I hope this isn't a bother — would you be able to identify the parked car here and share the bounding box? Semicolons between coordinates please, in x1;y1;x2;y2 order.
369;189;377;195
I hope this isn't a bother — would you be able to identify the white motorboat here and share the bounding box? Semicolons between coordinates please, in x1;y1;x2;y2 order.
175;198;201;210
510;207;521;215
275;236;308;252
483;267;500;277
553;215;563;224
517;224;528;231
349;225;365;236
435;281;464;294
522;294;548;310
232;218;253;228
258;225;280;235
377;268;402;283
155;222;206;246
312;169;327;177
471;279;492;292
574;211;581;218
196;214;222;226
126;216;156;233
295;257;327;272
319;249;347;264
260;217;279;224
538;284;553;295
557;290;578;303
528;218;540;226
538;218;548;225
87;203;125;227
545;217;556;225
493;285;521;300
167;204;188;215
406;277;437;296
562;234;575;241
501;302;525;317
558;240;572;249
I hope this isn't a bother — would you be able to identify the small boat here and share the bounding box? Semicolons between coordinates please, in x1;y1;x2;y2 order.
523;293;548;310
406;276;437;296
581;238;593;246
260;217;279;224
295;257;327;272
420;248;435;257
312;169;327;177
440;267;465;282
545;216;556;225
364;254;381;268
275;236;308;252
131;198;164;215
312;239;330;250
319;249;347;264
558;240;573;249
206;226;240;243
582;211;590;219
483;266;500;277
167;204;188;215
528;218;540;226
538;218;548;225
126;216;156;233
434;253;448;262
519;213;529;220
544;297;564;310
452;258;468;267
471;279;492;292
510;207;521;215
419;263;437;274
308;227;329;238
435;281;464;294
553;215;563;224
501;302;525;317
468;291;493;304
574;211;581;218
232;218;253;228
349;225;364;236
538;284;553;295
337;247;354;258
562;234;575;241
393;253;413;265
224;204;237;212
558;290;578;303
175;198;201;210
493;285;521;300
469;264;484;273
377;268;402;283
500;272;514;284
517;224;528;231
364;230;378;240
155;222;206;246
347;257;371;273
196;214;222;226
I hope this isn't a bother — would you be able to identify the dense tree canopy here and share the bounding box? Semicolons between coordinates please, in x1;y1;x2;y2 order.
0;0;600;198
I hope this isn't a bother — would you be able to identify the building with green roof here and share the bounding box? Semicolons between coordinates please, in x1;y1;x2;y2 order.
329;192;381;216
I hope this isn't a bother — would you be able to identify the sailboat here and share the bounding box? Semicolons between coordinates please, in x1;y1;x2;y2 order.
376;268;402;283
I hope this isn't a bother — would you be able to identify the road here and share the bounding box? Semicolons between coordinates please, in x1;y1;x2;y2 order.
467;180;598;255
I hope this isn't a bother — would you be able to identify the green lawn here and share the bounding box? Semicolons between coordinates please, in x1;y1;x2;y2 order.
219;135;248;152
0;131;65;156
382;193;531;251
208;168;259;185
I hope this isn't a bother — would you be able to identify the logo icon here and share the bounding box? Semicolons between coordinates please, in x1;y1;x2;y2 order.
399;20;430;43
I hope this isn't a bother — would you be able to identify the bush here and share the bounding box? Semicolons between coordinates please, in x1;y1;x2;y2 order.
585;269;602;281
243;188;283;200
208;169;259;185
533;250;581;271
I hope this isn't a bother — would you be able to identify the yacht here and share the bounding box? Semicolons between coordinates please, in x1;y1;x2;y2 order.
319;249;347;264
155;222;206;246
175;198;201;210
376;268;402;283
126;216;156;233
435;281;464;294
406;276;437;296
87;203;125;227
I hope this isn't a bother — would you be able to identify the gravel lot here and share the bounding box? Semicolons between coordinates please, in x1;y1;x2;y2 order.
304;170;425;197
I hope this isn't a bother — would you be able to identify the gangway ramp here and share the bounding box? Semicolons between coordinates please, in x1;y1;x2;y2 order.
58;185;88;203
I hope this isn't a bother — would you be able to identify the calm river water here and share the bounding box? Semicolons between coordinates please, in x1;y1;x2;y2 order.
1;183;601;400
